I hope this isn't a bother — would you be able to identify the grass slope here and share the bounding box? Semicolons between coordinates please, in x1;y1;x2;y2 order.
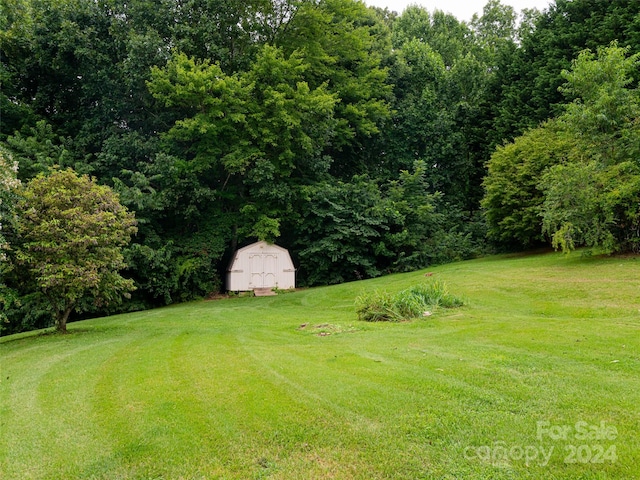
1;251;639;479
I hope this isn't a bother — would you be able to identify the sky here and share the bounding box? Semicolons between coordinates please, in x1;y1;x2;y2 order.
363;0;554;22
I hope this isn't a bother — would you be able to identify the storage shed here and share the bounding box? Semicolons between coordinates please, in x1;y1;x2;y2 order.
226;241;296;292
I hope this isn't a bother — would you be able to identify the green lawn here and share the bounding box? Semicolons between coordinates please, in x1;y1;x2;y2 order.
1;251;639;479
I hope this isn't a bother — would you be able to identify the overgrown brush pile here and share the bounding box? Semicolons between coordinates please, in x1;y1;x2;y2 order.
355;280;464;322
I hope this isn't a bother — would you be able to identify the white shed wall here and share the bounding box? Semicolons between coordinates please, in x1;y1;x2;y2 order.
227;241;295;291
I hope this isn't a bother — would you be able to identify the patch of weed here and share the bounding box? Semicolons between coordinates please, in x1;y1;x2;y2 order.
355;280;464;322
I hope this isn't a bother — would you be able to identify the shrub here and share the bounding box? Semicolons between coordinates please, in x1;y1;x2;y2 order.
355;280;464;322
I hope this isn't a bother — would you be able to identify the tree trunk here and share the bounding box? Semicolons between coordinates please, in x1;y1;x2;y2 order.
231;224;238;254
56;305;74;333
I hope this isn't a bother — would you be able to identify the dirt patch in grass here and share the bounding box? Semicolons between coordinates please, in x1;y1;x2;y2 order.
298;322;360;336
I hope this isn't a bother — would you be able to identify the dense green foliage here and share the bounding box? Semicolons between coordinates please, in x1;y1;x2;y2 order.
0;148;19;256
489;0;640;145
2;0;639;332
484;43;640;253
482;120;575;247
0;148;21;326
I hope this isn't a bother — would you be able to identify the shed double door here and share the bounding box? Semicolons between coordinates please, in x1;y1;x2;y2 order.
249;252;278;288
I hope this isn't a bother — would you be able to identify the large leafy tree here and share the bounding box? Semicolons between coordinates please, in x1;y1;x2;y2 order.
0;147;21;328
148;45;337;244
541;160;640;253
482;120;575;247
275;0;393;178
491;0;640;144
391;6;473;67
0;147;20;256
541;44;640;253
15;168;138;332
470;0;516;64
379;4;501;210
484;43;640;253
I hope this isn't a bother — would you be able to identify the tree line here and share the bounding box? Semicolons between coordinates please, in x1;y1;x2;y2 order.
1;0;639;333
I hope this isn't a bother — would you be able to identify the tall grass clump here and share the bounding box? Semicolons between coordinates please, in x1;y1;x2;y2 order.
354;290;402;322
355;280;464;322
406;280;465;309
